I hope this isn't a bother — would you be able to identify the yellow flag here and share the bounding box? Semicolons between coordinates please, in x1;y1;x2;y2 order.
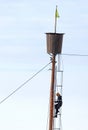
55;6;59;18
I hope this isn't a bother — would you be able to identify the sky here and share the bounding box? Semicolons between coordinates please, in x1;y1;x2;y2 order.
0;0;88;130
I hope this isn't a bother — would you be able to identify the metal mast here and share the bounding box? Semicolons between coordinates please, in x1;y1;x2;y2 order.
49;54;56;130
46;33;64;130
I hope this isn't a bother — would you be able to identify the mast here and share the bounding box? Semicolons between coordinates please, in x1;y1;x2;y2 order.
46;33;64;130
49;54;56;130
46;6;64;130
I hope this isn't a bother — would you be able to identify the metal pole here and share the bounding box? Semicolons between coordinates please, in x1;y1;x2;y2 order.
55;16;57;33
49;54;56;130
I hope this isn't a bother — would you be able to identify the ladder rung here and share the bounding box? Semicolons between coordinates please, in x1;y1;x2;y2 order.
57;85;63;87
53;128;60;130
57;70;63;72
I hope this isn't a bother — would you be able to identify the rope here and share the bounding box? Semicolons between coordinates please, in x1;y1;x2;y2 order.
0;62;51;105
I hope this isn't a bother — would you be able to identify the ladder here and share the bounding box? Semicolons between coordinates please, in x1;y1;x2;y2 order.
53;55;63;130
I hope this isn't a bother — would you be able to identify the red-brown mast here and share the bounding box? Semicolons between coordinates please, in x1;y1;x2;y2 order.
46;33;64;130
49;54;56;130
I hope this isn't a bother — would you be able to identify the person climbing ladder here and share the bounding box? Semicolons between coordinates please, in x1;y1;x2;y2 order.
54;92;62;118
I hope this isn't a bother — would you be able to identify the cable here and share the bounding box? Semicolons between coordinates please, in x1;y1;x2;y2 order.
61;53;88;57
0;62;51;105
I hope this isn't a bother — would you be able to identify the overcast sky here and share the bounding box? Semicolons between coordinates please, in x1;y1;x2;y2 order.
0;0;88;130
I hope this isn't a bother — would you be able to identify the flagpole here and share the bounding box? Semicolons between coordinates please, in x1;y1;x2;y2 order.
54;5;59;33
54;5;57;33
55;14;57;33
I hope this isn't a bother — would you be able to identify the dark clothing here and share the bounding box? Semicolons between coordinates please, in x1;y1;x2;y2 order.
54;95;62;117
